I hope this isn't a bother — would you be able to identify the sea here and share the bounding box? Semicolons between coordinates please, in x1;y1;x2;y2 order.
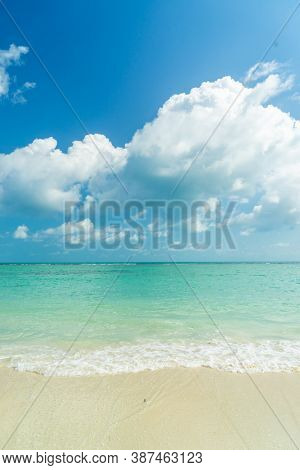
0;263;299;375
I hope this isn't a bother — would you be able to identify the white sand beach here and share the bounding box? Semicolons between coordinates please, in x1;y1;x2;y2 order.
0;366;299;450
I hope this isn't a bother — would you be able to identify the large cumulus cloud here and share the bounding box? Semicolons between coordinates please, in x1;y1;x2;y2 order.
1;64;300;234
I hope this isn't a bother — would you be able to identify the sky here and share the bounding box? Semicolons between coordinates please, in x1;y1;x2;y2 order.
1;0;300;262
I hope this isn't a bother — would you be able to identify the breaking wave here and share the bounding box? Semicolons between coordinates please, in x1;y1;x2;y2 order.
1;339;300;376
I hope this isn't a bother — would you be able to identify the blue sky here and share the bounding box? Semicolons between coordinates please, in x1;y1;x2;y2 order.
1;0;300;262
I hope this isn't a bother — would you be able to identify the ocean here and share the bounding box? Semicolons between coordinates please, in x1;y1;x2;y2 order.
0;263;299;375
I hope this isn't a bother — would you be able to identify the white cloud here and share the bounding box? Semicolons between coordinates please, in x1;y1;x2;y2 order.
122;69;299;232
290;92;300;103
244;61;281;83
34;218;97;244
12;81;36;104
0;44;29;98
32;218;129;246
240;228;255;237
0;135;127;213
1;62;300;236
273;242;290;247
13;224;29;239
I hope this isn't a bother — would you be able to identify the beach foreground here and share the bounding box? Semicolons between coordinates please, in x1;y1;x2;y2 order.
0;366;299;450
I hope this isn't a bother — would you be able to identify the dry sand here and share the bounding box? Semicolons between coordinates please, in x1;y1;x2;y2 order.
0;366;299;450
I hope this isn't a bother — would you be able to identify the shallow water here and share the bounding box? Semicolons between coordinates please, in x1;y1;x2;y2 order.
0;263;299;375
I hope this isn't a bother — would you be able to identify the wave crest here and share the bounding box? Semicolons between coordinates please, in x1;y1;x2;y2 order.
1;340;300;376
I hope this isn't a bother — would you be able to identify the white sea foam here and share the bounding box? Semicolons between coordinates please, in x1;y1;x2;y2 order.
1;340;300;376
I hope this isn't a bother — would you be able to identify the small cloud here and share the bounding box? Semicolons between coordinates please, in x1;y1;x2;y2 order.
244;61;281;83
13;224;29;239
24;81;35;89
0;44;29;98
273;242;289;247
240;228;255;237
11;81;36;104
207;197;219;212
290;92;300;103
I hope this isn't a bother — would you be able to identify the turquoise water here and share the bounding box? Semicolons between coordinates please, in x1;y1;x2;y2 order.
0;263;299;375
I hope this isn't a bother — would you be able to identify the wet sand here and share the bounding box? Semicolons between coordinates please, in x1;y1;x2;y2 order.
0;366;299;450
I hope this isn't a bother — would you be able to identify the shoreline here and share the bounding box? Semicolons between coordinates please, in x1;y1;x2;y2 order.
0;366;299;450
